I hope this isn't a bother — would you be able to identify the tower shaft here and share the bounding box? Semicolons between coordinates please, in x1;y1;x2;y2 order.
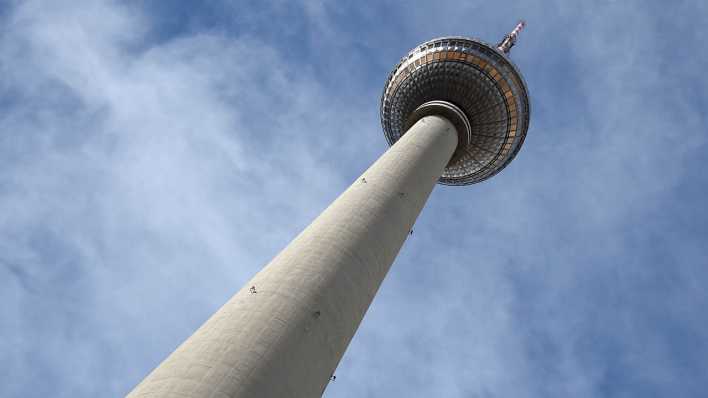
128;115;459;398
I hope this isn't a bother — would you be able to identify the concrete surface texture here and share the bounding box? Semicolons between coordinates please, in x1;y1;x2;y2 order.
127;115;459;398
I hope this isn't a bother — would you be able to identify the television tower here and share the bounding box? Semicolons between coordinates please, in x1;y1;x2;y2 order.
128;21;530;398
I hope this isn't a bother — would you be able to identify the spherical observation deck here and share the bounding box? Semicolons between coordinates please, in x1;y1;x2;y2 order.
380;36;530;185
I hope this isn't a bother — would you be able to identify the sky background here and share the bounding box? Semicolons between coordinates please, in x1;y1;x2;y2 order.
1;0;708;397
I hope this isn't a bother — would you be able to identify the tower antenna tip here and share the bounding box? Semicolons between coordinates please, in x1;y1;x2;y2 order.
497;20;526;54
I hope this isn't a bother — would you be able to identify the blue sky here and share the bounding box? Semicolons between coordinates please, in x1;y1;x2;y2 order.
1;1;707;397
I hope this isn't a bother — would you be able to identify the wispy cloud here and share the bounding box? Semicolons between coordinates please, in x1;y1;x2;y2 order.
1;1;707;397
0;1;358;396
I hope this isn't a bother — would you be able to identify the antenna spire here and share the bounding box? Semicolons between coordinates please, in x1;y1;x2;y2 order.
497;20;526;54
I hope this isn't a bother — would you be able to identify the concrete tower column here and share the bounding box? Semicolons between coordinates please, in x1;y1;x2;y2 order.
129;23;532;398
128;115;459;398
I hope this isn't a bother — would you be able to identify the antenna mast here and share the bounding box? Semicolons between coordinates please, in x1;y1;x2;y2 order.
497;20;526;54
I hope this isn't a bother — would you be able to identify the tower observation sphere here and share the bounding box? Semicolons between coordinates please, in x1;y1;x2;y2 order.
381;25;530;184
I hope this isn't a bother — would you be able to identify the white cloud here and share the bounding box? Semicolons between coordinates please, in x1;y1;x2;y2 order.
2;1;708;397
0;1;359;395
